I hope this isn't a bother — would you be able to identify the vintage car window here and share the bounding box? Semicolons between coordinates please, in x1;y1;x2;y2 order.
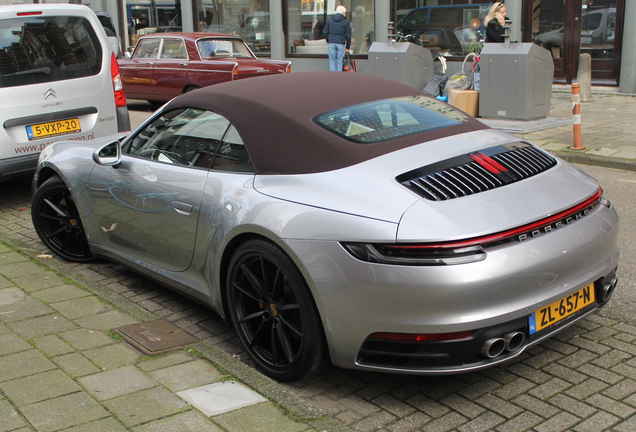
159;38;187;59
314;96;468;144
196;38;252;58
210;125;254;173
133;39;161;59
0;15;102;88
128;108;231;167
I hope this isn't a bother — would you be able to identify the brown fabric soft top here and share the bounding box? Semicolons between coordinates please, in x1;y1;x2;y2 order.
164;71;489;175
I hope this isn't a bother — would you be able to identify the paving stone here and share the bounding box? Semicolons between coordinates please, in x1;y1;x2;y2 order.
51;296;112;320
510;394;559;418
0;399;26;431
138;352;195;372
405;394;451;419
59;328;114;351
0;349;56;383
10;273;66;292
178;381;267;417
577;363;624;384
385;412;432;432
494;411;543;432
0;252;28;265
548;394;597;418
585;393;636;418
0;276;11;290
613;414;636;432
61;417;128;432
564;378;610;399
32;335;75;356
213;402;308;432
504;363;551;384
600;377;636;400
149;359;222;392
79;365;157;400
0;370;82;406
20;392;108;432
8;313;77;339
104;387;190;427
542;363;588;384
474;393;523;419
30;285;91;303
73;310;138;331
0;261;45;278
0;332;32;355
457;412;505;432
83;343;141;370
0;287;27;306
132;410;222;432
572;411;619;432
372;394;417;418
420;411;468;432
527;377;572;400
53;352;101;377
439;394;485;419
533;412;580;432
0;298;54;322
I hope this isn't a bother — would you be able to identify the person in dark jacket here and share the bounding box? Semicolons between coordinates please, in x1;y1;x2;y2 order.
323;5;351;71
484;2;509;42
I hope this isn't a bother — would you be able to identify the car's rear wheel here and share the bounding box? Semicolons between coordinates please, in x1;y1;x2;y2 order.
227;239;325;381
32;176;94;262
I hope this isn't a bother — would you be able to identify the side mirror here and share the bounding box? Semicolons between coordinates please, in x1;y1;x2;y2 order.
125;50;132;59
93;140;121;166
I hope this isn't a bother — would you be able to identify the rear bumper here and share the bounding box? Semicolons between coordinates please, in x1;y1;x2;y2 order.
116;106;131;132
0;153;39;182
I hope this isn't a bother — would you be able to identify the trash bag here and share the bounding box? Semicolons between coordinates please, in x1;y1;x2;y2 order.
423;73;448;97
443;71;472;97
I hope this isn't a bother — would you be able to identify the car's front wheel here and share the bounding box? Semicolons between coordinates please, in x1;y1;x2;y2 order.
32;175;94;262
227;239;325;381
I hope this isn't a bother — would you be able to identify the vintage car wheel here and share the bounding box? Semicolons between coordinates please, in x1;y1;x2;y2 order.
32;176;94;263
227;239;325;381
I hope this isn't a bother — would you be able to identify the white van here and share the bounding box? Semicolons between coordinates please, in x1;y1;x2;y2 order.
0;4;130;181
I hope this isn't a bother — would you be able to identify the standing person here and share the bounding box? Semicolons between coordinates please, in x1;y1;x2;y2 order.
323;5;351;71
484;2;509;42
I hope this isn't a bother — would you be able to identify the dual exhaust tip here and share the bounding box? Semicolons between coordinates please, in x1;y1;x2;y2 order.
480;331;525;359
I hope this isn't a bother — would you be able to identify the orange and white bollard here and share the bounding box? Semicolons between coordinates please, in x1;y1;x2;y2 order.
570;82;585;150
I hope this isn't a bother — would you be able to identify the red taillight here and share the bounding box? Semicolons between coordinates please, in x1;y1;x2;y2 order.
110;52;127;108
370;331;472;342
17;12;43;16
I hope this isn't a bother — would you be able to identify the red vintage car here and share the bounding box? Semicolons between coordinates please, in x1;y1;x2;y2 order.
118;32;291;103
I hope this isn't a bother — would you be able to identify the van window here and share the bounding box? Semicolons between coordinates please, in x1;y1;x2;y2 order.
0;15;103;88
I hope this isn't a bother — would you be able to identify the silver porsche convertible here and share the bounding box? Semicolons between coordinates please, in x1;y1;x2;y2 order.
31;72;619;381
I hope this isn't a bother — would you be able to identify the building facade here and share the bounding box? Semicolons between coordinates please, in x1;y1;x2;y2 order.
2;0;633;91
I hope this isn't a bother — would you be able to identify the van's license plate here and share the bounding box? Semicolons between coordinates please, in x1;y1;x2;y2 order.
26;118;81;140
529;284;595;335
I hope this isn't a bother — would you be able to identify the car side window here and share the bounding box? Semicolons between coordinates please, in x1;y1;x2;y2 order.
133;39;161;59
127;108;230;167
160;38;187;59
210;125;254;172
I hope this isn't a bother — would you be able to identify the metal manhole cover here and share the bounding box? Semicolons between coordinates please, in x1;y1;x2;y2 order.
114;319;199;355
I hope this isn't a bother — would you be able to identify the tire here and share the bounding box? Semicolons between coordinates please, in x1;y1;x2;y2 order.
31;176;94;263
227;239;326;381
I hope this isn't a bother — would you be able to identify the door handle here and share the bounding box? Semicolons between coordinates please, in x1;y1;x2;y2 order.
179;63;188;67
172;201;193;215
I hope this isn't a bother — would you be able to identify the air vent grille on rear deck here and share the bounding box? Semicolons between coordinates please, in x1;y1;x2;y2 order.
397;143;557;201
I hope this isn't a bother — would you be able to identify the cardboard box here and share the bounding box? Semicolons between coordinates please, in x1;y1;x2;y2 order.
449;89;479;117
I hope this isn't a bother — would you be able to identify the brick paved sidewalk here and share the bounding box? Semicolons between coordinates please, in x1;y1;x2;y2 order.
0;242;342;432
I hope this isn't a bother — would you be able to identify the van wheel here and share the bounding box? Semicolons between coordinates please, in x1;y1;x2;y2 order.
31;176;94;262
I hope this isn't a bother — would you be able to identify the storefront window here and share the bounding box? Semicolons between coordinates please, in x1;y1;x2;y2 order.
196;0;271;54
287;0;374;55
127;0;181;48
396;2;489;57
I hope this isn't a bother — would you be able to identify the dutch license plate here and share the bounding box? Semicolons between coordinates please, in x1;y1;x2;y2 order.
529;283;595;335
26;118;81;141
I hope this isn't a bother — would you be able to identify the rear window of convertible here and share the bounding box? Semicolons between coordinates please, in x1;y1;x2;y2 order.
314;96;468;143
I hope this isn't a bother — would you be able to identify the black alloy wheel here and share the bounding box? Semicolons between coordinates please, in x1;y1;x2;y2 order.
227;239;325;381
31;176;94;263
